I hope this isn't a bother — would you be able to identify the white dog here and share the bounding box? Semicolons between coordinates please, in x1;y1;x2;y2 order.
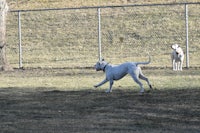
171;44;184;71
94;56;152;94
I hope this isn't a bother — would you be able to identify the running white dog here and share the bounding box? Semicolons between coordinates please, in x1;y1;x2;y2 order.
94;57;152;93
171;44;184;71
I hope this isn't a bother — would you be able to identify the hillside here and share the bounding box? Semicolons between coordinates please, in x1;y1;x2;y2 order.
7;0;200;10
5;0;200;68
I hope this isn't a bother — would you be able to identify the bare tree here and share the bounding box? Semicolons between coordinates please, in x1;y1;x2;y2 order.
0;0;13;71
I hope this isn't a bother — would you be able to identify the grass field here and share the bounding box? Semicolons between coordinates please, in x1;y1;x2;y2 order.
1;0;200;132
0;68;200;132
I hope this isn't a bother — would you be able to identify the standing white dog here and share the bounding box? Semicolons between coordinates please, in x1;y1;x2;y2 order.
94;56;152;94
171;44;184;71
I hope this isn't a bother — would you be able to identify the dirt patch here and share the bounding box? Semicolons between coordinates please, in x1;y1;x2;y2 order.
0;87;199;133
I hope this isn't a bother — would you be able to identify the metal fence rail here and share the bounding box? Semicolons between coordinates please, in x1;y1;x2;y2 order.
7;2;200;68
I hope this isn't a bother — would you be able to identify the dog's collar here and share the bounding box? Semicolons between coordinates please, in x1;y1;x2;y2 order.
103;63;109;72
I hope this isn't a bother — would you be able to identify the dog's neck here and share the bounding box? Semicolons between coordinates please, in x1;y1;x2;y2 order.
103;63;109;72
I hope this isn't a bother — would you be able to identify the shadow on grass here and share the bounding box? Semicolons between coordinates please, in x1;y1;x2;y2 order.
0;87;200;133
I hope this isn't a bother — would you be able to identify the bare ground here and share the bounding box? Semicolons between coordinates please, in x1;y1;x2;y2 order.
0;85;200;133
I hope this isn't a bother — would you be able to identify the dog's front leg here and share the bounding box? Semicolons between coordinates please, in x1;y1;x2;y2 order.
172;59;176;70
177;62;180;71
105;80;113;93
94;79;108;88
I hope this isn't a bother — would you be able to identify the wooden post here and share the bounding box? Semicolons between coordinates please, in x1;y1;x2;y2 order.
0;0;13;71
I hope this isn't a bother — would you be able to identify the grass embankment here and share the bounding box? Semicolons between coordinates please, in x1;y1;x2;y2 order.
7;0;200;10
6;1;200;68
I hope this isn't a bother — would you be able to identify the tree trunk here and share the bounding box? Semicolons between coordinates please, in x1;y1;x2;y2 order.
0;0;13;71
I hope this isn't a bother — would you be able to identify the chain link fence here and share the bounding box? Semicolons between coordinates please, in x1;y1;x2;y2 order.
6;3;200;69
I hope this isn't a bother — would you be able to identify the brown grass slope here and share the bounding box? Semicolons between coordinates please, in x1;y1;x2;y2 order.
5;0;200;68
7;0;200;10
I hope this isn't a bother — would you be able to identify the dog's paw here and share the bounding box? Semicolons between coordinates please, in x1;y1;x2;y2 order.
139;92;144;96
146;90;150;93
105;89;112;93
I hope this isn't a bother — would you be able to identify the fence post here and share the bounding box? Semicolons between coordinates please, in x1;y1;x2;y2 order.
18;11;23;68
185;4;189;68
97;8;102;61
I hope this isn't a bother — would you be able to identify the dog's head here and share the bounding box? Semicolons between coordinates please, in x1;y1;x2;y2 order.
94;59;108;71
171;44;183;55
171;44;179;50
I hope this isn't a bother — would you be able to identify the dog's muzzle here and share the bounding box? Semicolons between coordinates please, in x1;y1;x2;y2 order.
94;65;101;71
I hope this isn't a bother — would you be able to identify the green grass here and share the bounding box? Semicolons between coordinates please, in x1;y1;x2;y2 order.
0;68;200;133
0;68;199;91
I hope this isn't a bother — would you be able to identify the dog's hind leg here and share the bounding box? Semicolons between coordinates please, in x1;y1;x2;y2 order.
130;72;144;93
177;62;180;71
139;73;152;90
179;61;183;71
180;61;183;71
138;68;152;90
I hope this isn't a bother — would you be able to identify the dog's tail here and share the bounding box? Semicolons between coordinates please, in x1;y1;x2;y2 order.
135;56;151;66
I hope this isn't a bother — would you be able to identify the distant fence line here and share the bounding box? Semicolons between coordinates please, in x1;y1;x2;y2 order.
7;2;200;68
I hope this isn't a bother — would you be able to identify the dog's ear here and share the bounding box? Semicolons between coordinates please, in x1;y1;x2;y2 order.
171;45;174;49
172;44;179;49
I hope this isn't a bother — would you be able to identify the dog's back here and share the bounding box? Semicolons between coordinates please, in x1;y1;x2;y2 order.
171;47;184;62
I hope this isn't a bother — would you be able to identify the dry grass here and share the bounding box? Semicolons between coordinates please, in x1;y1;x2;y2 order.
5;3;200;68
7;0;200;10
1;1;200;132
0;67;200;90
